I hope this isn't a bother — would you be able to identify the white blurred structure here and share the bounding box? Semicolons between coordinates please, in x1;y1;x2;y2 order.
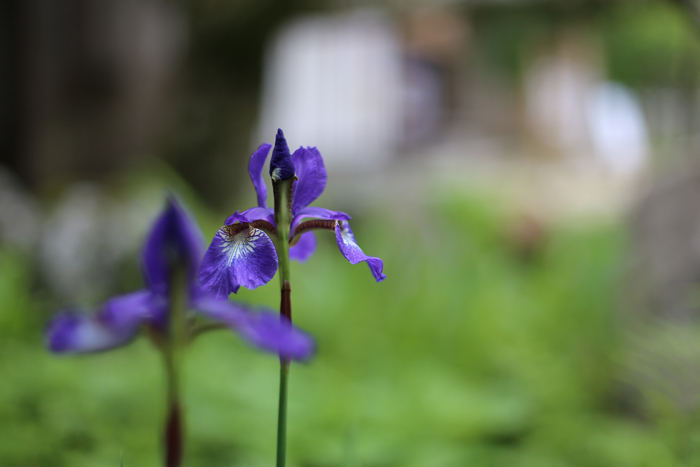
524;31;650;176
258;11;403;171
525;53;597;158
586;83;649;176
36;185;164;303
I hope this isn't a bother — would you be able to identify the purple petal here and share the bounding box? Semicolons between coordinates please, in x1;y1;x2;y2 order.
289;231;317;263
270;129;296;181
291;146;328;215
290;207;351;236
335;222;386;282
142;197;205;296
198;226;278;298
193;299;315;361
99;289;164;330
249;143;272;208
190;298;249;327
225;207;275;226
46;311;138;354
240;313;315;361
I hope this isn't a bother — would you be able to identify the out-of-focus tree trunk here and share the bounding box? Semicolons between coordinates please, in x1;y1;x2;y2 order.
1;0;184;190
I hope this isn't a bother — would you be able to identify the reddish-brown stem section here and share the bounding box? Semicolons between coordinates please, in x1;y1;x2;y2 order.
165;402;183;467
280;281;292;366
281;280;292;322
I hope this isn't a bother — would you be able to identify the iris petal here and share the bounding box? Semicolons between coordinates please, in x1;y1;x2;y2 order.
239;312;315;361
199;225;278;298
46;311;138;354
142;197;204;296
248;143;272;208
225;207;275;226
190;297;250;327
291;146;327;215
335;222;386;282
100;289;161;330
193;298;315;361
290;206;350;236
289;231;317;263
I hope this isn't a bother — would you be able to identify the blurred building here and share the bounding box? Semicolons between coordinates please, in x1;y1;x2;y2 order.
257;7;470;172
258;11;403;171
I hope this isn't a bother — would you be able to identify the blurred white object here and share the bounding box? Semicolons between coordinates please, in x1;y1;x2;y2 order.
524;30;649;176
586;83;650;176
525;54;596;158
39;184;157;303
258;11;402;171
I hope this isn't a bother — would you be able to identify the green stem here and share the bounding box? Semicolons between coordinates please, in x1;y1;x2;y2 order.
275;179;293;286
273;178;294;467
277;361;290;467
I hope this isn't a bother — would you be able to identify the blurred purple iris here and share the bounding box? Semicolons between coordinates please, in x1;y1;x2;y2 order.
198;129;386;298
45;197;314;361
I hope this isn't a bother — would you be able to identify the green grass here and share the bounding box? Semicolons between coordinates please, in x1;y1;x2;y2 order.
0;192;683;466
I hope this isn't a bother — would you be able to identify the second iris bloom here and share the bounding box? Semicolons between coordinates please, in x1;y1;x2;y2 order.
198;129;386;299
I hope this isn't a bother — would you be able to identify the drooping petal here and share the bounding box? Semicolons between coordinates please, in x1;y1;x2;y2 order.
225;207;275;226
248;143;272;208
198;225;278;298
190;297;248;327
335;221;386;282
290;206;351;236
193;298;315;361
46;311;138;354
99;289;164;330
289;231;317;263
270;129;296;182
240;312;316;361
142;197;204;296
291;146;327;215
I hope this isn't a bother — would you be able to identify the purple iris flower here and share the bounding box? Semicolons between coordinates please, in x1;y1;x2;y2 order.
45;197;314;361
198;129;386;298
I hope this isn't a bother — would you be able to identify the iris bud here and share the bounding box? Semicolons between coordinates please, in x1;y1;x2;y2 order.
270;129;296;182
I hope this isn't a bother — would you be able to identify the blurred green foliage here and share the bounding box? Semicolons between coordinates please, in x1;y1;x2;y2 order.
600;1;700;88
472;0;700;89
0;188;689;467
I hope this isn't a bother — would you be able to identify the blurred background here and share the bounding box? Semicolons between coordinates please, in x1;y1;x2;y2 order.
3;0;700;465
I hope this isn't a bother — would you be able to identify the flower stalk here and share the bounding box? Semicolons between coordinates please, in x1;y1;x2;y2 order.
46;197;315;467
196;128;386;465
273;176;294;467
164;400;183;467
